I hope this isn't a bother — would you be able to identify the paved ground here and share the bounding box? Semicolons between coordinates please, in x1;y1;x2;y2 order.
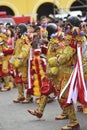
0;87;87;130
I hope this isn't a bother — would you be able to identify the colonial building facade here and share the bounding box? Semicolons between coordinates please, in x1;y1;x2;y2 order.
0;0;86;20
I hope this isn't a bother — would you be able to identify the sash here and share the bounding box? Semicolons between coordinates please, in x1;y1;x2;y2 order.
59;46;87;104
28;47;32;89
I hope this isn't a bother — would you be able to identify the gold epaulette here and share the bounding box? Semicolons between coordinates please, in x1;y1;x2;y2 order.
0;33;8;42
21;35;31;44
66;34;72;41
49;31;65;45
76;35;86;42
71;27;86;42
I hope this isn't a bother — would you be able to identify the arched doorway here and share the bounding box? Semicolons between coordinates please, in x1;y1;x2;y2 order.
0;6;15;15
37;2;59;20
70;0;87;16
